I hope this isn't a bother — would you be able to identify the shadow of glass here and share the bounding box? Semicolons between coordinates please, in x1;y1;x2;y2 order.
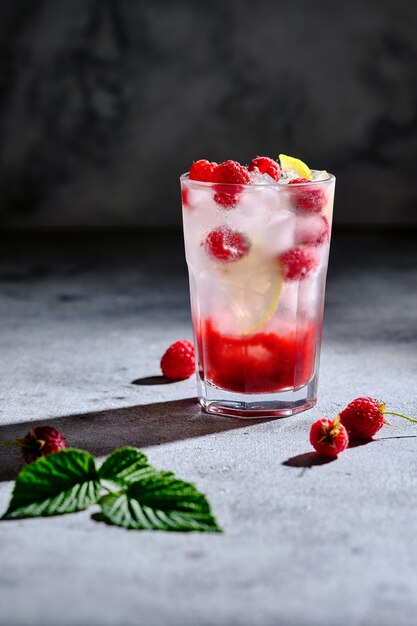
0;398;268;481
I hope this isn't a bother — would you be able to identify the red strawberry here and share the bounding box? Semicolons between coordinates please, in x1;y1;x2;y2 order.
189;159;217;182
280;246;319;281
310;416;349;458
161;340;195;381
204;226;250;262
249;157;281;181
289;178;327;214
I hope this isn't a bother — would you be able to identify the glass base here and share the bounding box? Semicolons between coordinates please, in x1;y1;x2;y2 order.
198;377;318;419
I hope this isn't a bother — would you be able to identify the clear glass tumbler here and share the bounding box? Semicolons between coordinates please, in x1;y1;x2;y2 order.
180;172;335;418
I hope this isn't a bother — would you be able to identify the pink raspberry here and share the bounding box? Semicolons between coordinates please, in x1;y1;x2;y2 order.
204;226;250;262
339;397;385;440
248;157;281;181
17;426;68;464
212;161;250;185
181;187;191;210
189;159;217;182
212;160;250;208
280;246;319;281
161;340;195;380
310;417;349;458
289;178;327;214
213;189;240;208
339;397;417;440
296;215;330;246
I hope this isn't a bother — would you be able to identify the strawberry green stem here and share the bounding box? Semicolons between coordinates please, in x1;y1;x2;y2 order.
384;411;417;424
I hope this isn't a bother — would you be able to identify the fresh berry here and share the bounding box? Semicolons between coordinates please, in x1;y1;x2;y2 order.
17;426;68;464
212;160;250;185
204;226;250;262
212;160;250;208
296;215;330;246
339;397;387;440
249;157;281;181
339;397;417;440
160;340;196;381
189;159;217;182
310;416;349;458
181;187;190;210
289;177;311;184
213;189;239;208
289;178;326;214
280;246;319;281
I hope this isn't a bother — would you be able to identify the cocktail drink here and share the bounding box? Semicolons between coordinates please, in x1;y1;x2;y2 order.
180;155;335;418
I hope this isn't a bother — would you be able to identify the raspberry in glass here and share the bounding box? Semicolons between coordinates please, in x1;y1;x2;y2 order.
204;226;250;263
249;156;281;181
296;215;330;246
280;246;319;281
212;160;250;208
289;178;327;214
189;159;217;182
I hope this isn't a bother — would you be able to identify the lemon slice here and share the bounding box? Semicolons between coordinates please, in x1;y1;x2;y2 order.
217;246;283;335
279;154;313;180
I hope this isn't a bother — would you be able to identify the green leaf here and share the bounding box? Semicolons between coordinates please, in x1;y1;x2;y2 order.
98;447;154;487
99;472;222;532
3;450;101;519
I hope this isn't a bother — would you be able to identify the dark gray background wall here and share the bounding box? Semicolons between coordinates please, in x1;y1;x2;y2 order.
0;0;416;229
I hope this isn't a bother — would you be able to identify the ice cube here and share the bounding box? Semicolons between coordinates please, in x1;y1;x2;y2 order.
295;214;329;246
298;269;326;318
278;169;299;183
249;170;277;185
311;169;330;181
263;209;297;255
225;186;279;240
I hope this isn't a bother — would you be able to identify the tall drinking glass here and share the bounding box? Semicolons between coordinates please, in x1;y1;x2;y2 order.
180;172;335;418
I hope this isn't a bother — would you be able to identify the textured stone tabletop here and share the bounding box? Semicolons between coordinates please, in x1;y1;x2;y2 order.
1;232;416;626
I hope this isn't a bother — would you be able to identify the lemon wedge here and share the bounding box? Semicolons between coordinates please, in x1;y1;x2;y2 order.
217;245;283;335
279;154;313;180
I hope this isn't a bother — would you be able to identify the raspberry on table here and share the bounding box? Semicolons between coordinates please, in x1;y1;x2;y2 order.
296;215;330;246
289;178;327;214
18;425;68;464
310;417;349;458
160;340;196;381
248;157;281;181
339;397;386;440
204;226;251;262
339;397;417;440
212;160;250;208
279;245;319;281
189;159;218;182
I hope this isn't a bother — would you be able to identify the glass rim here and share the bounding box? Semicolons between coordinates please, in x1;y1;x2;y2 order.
180;171;335;188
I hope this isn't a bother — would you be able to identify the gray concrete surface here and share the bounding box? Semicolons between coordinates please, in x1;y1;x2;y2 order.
0;232;417;626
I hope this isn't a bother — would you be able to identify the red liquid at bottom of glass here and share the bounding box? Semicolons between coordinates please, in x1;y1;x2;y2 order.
197;318;317;394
